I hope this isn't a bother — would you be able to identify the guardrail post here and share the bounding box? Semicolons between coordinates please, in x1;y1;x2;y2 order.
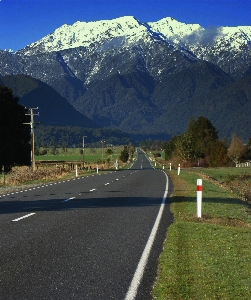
197;179;202;218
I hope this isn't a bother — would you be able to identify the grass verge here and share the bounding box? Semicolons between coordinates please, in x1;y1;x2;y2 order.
152;169;251;300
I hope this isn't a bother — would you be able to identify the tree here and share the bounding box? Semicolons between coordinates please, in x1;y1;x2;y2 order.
165;136;177;160
119;148;129;163
207;140;228;167
50;141;57;155
61;142;67;153
242;138;251;161
106;149;113;156
187;116;218;159
164;116;227;167
0;85;30;172
227;133;245;164
174;132;199;163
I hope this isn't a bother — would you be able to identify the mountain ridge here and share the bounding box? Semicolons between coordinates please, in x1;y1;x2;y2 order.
1;16;251;140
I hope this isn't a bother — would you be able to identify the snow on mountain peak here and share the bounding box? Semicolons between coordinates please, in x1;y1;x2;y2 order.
24;16;147;54
21;16;204;54
148;17;203;38
20;16;251;55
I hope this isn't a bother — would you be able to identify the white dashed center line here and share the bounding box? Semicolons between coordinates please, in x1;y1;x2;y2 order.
12;213;36;222
62;197;76;203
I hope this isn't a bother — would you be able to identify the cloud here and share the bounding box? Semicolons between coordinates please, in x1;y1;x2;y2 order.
184;26;224;45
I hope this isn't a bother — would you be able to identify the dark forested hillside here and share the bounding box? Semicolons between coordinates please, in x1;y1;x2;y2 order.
71;60;251;140
0;75;97;128
1;67;251;142
0;75;134;147
73;70;158;128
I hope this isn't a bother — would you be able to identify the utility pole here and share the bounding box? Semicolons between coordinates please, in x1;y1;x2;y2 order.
24;107;39;172
101;140;105;164
82;136;87;168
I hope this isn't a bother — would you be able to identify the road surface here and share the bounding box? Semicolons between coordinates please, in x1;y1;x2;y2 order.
0;149;173;299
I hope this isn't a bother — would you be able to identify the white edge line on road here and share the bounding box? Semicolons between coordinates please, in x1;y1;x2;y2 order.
125;171;169;300
12;213;36;222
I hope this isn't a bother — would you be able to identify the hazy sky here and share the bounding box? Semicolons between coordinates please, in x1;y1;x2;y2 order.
1;0;250;51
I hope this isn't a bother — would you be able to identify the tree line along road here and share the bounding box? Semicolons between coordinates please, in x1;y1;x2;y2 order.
0;149;173;300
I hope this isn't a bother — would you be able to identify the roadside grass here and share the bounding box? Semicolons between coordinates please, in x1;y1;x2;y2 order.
197;167;251;183
196;167;251;202
0;153;133;189
152;169;251;300
0;145;134;189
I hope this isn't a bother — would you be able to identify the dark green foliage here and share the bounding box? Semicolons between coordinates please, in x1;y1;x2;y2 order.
61;142;67;153
165;136;178;160
40;149;48;156
242;138;251;161
186;116;218;158
74;70;158;129
119;148;129;163
34;125;133;148
106;149;113;156
0;85;30;171
50;141;58;155
164;116;229;167
207;140;229;167
139;139;168;151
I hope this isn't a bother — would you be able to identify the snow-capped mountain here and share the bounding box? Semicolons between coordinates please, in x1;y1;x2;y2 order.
18;16;251;68
19;16;203;55
2;15;249;81
1;16;251;139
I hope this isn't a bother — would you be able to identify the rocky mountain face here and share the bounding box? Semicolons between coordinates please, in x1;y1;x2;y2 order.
1;16;251;139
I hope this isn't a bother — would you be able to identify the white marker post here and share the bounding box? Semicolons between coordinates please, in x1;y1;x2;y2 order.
162;164;164;170
177;164;180;175
197;179;202;218
170;162;172;171
96;165;99;173
75;165;78;177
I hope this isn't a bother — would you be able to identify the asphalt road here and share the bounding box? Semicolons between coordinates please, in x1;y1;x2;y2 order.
0;149;173;300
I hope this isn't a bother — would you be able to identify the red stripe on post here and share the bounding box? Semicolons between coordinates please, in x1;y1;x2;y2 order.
197;185;202;191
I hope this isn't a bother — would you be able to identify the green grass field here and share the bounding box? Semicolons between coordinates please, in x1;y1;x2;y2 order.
152;168;251;300
35;147;123;163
